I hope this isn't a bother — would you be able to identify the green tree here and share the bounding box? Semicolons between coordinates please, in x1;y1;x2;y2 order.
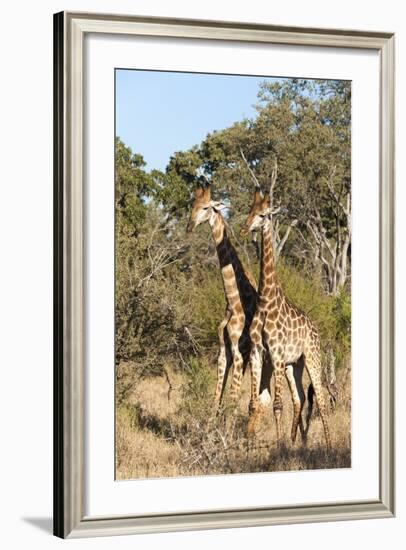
114;78;352;394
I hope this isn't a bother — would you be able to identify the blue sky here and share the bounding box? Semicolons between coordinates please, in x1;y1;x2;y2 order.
115;69;279;172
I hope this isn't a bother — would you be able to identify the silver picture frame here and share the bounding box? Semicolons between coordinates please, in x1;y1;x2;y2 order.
53;11;395;538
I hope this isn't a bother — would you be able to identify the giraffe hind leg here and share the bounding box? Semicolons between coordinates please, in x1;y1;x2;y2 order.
293;356;307;444
285;357;306;445
227;314;246;406
211;312;232;427
305;382;314;438
303;350;331;449
246;342;264;436
246;313;265;436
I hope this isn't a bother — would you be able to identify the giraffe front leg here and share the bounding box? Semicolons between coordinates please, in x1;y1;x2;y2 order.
293;356;307;444
247;313;264;413
228;342;244;406
225;334;245;436
246;341;263;436
245;312;265;435
226;312;245;407
285;360;306;445
213;310;232;413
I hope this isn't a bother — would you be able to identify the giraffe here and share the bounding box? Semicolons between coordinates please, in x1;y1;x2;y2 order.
186;184;309;438
186;184;268;411
241;185;332;449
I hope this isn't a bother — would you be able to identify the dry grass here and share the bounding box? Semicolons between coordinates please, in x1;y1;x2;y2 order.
116;363;351;480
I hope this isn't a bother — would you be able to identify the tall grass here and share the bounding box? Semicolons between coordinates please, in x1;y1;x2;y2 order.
116;360;351;480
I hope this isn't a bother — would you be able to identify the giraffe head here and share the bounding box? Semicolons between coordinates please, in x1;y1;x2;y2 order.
240;186;280;236
186;185;227;232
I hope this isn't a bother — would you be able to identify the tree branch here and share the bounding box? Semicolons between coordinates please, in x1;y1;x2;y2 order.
313;211;336;260
239;148;261;189
276;219;298;256
325;166;351;220
269;158;278;203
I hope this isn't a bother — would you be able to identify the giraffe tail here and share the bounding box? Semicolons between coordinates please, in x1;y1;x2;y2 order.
327;382;338;411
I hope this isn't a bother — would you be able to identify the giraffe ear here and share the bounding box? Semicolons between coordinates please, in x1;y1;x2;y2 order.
210;200;227;211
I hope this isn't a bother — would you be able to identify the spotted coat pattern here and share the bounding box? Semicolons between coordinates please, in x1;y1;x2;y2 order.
242;190;331;448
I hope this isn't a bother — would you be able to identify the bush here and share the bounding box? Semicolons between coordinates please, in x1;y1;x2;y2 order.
180;357;216;420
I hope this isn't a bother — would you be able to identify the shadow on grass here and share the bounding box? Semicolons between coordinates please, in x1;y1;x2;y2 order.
245;444;351;473
135;404;189;440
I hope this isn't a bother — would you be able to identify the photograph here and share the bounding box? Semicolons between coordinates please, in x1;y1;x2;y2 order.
114;69;352;480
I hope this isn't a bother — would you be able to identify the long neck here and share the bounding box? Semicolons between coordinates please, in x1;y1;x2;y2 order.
209;212;247;308
209;210;226;247
259;219;279;298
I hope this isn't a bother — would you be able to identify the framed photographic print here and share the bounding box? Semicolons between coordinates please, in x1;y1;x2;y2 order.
54;11;395;538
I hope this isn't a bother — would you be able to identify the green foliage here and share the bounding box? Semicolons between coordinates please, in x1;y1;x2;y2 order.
187;269;226;346
115;137;156;231
115;137;189;369
151;169;190;217
332;286;351;363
